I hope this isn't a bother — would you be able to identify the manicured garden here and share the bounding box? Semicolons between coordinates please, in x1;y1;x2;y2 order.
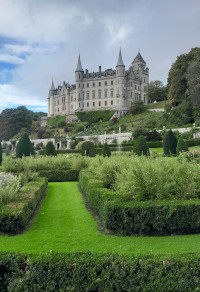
1;181;200;255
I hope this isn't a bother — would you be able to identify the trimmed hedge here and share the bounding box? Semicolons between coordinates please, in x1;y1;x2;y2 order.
38;169;79;182
187;138;200;147
147;141;163;148
38;149;81;155
0;177;48;233
79;171;200;235
2;252;200;291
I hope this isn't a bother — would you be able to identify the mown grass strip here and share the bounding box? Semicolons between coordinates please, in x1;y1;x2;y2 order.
0;182;200;255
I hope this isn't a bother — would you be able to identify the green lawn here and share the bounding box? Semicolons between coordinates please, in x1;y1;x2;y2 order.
1;182;200;255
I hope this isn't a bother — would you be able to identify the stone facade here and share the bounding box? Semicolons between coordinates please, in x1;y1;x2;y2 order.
47;49;149;117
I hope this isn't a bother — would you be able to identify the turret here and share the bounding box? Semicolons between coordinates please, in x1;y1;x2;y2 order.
116;48;126;109
75;54;84;110
48;79;56;117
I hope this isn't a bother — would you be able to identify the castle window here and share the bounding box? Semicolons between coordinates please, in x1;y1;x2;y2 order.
131;92;133;98
138;86;140;90
79;83;80;88
93;102;95;107
135;85;136;89
93;82;95;87
144;78;146;83
99;82;101;86
87;92;89;99
104;90;107;98
71;96;73;102
111;80;113;85
83;92;84;99
105;81;107;86
99;101;101;106
83;83;84;88
58;108;59;112
111;90;113;97
87;83;89;88
92;91;95;99
79;103;80;107
111;100;113;105
105;101;107;106
71;105;73;109
79;93;80;98
79;74;80;79
58;100;59;105
98;91;101;98
87;102;89;107
131;82;132;87
83;103;84;107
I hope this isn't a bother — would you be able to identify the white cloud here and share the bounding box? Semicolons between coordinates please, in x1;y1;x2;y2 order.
0;54;24;64
0;84;46;107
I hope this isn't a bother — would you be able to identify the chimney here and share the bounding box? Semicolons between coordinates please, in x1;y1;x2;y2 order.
99;66;101;72
86;69;88;74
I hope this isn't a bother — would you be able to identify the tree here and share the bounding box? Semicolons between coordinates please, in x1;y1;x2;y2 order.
163;130;177;156
145;80;167;103
16;133;34;158
129;100;145;115
176;138;188;155
45;141;56;156
102;143;111;157
167;47;200;106
81;141;95;157
133;135;149;156
0;143;2;165
186;59;200;114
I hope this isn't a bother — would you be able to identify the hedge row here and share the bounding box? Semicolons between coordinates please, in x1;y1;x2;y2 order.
38;169;79;182
79;171;200;235
186;138;200;147
1;252;200;291
0;177;48;233
75;110;115;123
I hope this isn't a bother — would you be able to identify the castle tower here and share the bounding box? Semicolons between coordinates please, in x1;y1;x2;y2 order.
132;51;149;104
75;54;84;110
48;79;56;117
116;48;126;109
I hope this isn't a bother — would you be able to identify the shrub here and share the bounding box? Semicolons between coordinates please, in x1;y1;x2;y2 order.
176;138;188;155
147;141;163;148
146;129;162;141
130;100;145;114
58;121;66;128
38;169;79;182
163;130;177;155
37;130;45;139
102;143;111;157
0;177;48;232
75;110;115;123
45;141;56;156
81;141;95;157
16;133;34;158
132;127;149;140
133;135;149;156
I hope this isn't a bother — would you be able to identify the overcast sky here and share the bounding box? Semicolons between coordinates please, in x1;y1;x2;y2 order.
0;0;199;113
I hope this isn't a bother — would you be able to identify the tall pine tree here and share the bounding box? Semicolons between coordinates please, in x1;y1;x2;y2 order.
163;130;177;156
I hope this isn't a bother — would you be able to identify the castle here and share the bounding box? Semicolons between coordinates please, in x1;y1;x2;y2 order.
47;49;149;117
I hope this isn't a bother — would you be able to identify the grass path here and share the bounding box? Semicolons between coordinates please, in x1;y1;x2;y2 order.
1;182;200;255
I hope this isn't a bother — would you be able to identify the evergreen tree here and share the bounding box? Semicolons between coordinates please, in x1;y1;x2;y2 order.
16;133;34;158
176;138;188;155
81;141;95;157
163;130;177;156
102;143;111;157
133;135;149;156
45;141;56;156
0;143;2;165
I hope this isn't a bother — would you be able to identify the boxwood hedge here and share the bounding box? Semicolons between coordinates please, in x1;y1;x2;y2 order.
79;171;200;235
1;252;200;292
0;177;48;233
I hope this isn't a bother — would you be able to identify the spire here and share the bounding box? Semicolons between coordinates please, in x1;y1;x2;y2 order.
116;48;124;66
50;78;55;90
76;53;83;71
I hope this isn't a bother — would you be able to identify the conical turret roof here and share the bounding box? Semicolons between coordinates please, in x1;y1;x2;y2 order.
76;53;83;71
50;79;55;90
116;48;124;66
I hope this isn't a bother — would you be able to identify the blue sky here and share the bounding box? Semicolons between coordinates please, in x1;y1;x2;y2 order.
0;0;200;113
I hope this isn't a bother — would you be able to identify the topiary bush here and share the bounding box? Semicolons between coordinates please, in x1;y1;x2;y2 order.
16;133;34;158
176;138;189;155
81;141;95;157
45;142;56;156
163;130;177;156
133;135;149;156
102;143;111;157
